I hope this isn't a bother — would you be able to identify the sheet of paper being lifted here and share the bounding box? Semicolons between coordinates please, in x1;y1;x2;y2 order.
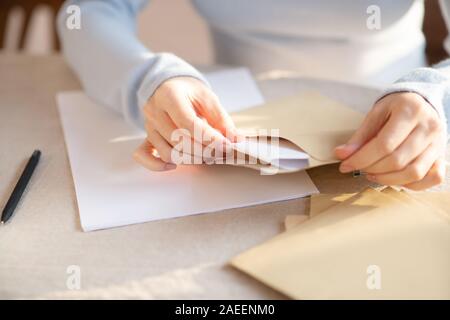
57;68;318;231
232;137;310;173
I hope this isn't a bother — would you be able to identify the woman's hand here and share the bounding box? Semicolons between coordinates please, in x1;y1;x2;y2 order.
133;77;237;171
335;92;447;190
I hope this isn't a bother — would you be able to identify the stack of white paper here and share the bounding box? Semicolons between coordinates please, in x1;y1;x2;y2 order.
57;68;318;231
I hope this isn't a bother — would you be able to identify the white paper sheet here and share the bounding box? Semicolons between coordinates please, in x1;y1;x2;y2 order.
232;137;310;172
57;69;318;231
205;68;265;112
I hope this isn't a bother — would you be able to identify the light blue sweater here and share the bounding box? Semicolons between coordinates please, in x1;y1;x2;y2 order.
57;0;450;135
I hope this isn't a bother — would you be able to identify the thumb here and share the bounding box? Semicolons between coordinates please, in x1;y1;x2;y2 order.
335;105;386;160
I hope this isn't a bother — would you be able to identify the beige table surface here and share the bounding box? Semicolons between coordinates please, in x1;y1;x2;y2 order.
0;54;448;299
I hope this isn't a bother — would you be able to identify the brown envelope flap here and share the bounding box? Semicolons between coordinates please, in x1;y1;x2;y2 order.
231;91;365;162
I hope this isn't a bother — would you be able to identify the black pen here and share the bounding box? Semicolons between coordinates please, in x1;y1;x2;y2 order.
1;150;41;224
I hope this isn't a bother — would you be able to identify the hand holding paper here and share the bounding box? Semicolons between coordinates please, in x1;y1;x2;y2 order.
336;92;447;190
135;76;237;171
229;91;365;172
57;68;318;231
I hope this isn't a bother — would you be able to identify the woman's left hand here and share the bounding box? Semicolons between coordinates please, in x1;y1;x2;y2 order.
335;92;447;190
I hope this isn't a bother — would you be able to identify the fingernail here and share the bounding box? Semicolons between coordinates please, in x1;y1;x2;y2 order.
339;164;353;173
165;163;177;170
338;143;360;153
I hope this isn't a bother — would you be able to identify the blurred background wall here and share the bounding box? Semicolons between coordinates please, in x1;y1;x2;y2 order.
0;0;447;65
1;0;213;65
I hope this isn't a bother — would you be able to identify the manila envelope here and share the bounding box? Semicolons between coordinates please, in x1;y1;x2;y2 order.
230;187;450;299
285;189;450;230
230;91;365;170
284;193;356;230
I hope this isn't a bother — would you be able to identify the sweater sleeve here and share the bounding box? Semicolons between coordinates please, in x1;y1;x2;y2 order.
57;0;208;128
380;0;450;136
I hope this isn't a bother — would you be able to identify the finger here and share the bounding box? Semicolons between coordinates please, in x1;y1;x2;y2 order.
366;142;440;186
133;141;176;171
340;110;418;173
335;103;388;160
151;112;209;158
147;111;178;146
146;128;176;164
403;159;446;190
364;124;436;174
196;92;238;141
147;121;214;164
167;102;230;148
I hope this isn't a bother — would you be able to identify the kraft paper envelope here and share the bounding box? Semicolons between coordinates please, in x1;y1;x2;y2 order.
231;188;450;299
230;91;365;170
285;189;450;230
408;192;450;217
284;193;355;230
283;214;309;230
309;193;356;217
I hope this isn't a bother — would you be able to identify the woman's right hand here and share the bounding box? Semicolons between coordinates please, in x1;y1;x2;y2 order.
133;76;238;171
